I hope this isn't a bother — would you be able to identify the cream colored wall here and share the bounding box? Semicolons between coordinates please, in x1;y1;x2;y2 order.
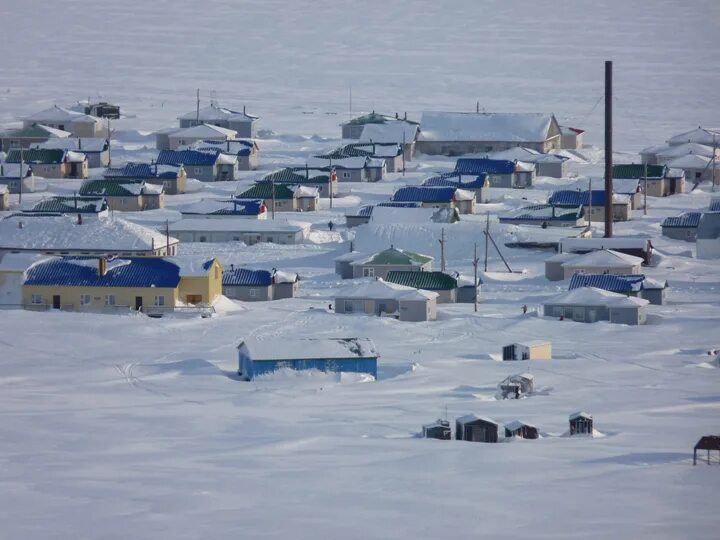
178;260;223;304
22;284;178;310
106;195;143;211
528;343;552;360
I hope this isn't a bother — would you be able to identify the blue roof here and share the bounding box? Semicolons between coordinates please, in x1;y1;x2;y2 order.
355;202;420;217
549;190;607;206
424;172;488;189
455;158;514;175
569;273;645;294
222;268;273;286
105;163;154;178
710;199;720;212
392;186;456;203
24;258;182;288
156;149;219;167
661;212;702;228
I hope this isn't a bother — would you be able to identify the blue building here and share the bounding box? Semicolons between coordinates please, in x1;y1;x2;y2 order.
237;337;379;380
454;158;531;188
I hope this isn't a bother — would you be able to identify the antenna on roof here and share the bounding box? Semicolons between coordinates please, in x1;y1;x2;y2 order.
476;101;480;113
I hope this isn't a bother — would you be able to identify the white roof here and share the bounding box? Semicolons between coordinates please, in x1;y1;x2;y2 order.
514;161;536;172
273;270;298;283
169;123;237;139
307;156;368;169
453;188;475;201
369;206;457;224
569;411;592;420
667;127;720;146
168;218;309;233
64;150;86;163
655;142;718;159
515;340;551;348
546;287;649;307
165;256;217;277
178;104;258;122
418;112;556;143
0;162;32;178
35;137;107;152
359;121;419;144
215;152;238;165
32;124;73;138
562;249;643;268
642;278;667;290
456;414;499;426
665;153;717;170
337;278;438;301
664;168;685;179
0;215;177;252
334;251;367;263
486;146;541;161
0;252;54;272
560;237;650;251
24;106;101;125
546;252;578;263
291;185;319;198
505;420;536;431
238;337;378;361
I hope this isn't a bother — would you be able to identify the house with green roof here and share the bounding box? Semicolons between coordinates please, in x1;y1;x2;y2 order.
236;181;318;212
612;163;684;197
26;196;109;218
5;148;88;179
349;246;433;279
0;124;71;152
385;270;481;304
262;168;336;197
79;179;164;211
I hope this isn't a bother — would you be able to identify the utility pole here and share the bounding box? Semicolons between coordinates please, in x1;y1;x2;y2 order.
196;88;200;124
438;228;446;272
402;130;406;176
587;177;592;230
484;212;490;271
271;177;276;220
165;219;170;255
473;242;479;313
604;60;614;237
349;85;352;120
643;162;648;216
713;134;717;192
328;157;333;209
19;146;24;206
107;117;112;167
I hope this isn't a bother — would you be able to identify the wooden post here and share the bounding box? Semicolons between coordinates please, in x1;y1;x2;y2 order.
484;212;490;271
643;162;648;215
196;88;200;124
604;60;613;237
438;228;446;272
473;242;479;312
271;177;276;220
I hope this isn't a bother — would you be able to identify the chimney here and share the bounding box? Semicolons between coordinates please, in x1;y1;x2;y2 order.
404;112;407;120
230;263;234;271
243;105;246;114
98;257;108;276
395;112;399;119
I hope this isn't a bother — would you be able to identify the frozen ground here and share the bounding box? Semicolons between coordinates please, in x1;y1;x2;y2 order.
1;1;720;539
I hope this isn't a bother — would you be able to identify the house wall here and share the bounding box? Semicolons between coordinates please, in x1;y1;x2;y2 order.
679;166;720;184
432;289;455;304
156;133;172;151
142;194;164;210
609;306;645;325
216;164;236;181
237;154;258;171
183;165;216;182
366;167;384;182
336;169;364;182
643;178;667;197
335;260;355;278
105;195;143;212
0;136;52;151
341;124;365;139
239;354;377;380
71;122;105;138
335;296;400;317
419;201;453;210
560;132;582;150
28;163;65;178
263;198;296;212
417;140;551;156
544;303;610;323
545;261;566;281
222;284;273;301
273;281;298;300
383;155;404;173
0;270;23;304
351;262;431;280
583;203;631;222
456;286;479;304
22;284;178;312
662;226;697;242
227;121;255;138
536;161;567;178
345;215;370;229
562;263;641;280
696;239;720;259
399;297;435;321
173;229;303;245
640;288;666;305
179;266;221;305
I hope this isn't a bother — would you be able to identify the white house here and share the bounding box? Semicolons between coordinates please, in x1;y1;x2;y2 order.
664;154;720;185
23;106;107;138
167;218;310;245
334;278;438;322
696;212;720;259
165;124;237;151
667;127;720;147
543;287;649;325
559;249;644;280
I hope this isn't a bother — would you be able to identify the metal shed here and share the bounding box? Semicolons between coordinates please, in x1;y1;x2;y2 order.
693;435;720;465
502;341;552;361
455;415;503;443
504;420;539;440
569;412;593;435
422;420;451;440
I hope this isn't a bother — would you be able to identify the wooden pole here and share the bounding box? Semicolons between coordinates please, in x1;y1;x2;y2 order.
604;60;613;237
19;146;23;206
271;177;276;220
473;242;479;312
196;88;200;124
438;228;446;272
484;212;490;271
643;162;648;215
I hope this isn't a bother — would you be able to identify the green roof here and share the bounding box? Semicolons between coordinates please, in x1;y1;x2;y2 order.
3;125;57;138
345;112;391;126
263;168;329;184
30;196;107;214
79;179;141;197
613;164;665;179
365;247;433;266
385;270;457;290
238;182;295;200
6;148;65;164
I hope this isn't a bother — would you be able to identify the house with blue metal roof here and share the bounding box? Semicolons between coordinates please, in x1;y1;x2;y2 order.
423;172;490;202
156;149;237;182
178;198;267;219
104;162;188;194
344;202;422;228
391;186;476;214
499;204;585;227
661;212;702;241
222;266;299;301
548;190;631;222
454;158;532;188
19;255;222;315
568;273;667;306
184;139;259;170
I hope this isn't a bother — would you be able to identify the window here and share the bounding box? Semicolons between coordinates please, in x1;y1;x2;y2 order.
154;295;165;306
552;306;562;317
194;167;202;174
80;294;91;306
199;236;207;242
342;172;350;179
345;300;354;313
249;289;257;297
105;295;116;306
363;267;375;277
214;266;219;279
31;294;43;305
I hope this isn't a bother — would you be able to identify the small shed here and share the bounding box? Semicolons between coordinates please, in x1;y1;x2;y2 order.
498;373;535;399
502;341;552;361
504;420;539;440
662;212;701;242
455;415;503;443
334;250;367;278
696;212;720;259
422;419;451;440
569;412;593;436
693;435;720;465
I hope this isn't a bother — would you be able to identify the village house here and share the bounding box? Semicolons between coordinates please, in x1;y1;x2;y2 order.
385;270;480;304
178;198;267;219
0;184;9;211
334;251;368;278
156;149;237;182
189;139;259;170
664;154;720;186
160;124;237;151
359;119;420;161
543;287;649;325
262;168;337;198
502;341;552;361
499;204;585;227
696;212;720;259
548;190;631;222
391;186;476;214
167;218;310;245
505;420;539;440
667;127;720;147
639;278;668;306
559;237;653;265
455;415;504;443
25;196;109;218
569;412;593;436
236;182;319;212
23;106;107;137
341;111;401;139
455;158;534;188
334;278;438;322
17;256;221;314
345;203;427;228
317;142;405;173
498;373;535;399
349;246;433;279
654;143;719;165
84;101;120;119
237;337;378;380
662;212;701;241
104;162;188;195
422;172;491;203
568;273;667;306
610;178;642;209
5;148;88;179
34;138;110;168
306;155;385;182
488;147;570;178
613;163;685;197
552;249;644;281
79;179;164;211
221;267;299;301
177;104;259;137
0;124;71;151
0;214;178;259
416;111;562;156
559;126;585;149
422;420;452;440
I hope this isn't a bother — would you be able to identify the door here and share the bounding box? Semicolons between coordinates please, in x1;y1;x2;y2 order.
186;294;202;304
135;296;143;311
52;295;61;309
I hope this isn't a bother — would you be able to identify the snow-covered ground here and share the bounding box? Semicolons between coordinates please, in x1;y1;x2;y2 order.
1;1;720;539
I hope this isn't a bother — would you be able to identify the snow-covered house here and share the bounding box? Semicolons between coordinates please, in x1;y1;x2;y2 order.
349;246;433;279
613;163;684;197
667;127;720;147
543;287;649;325
22;106;106;138
316;142;404;173
416;112;562;155
548;190;631;222
359;120;420;161
334;251;368;279
502;341;552;361
104;163;188;195
236;182;319;212
79;179;164;211
422;419;452;440
306;155;384;182
696;212;720;259
559;237;653;265
334;278;438;322
25;196;109;218
488;147;569;178
156;149;237;182
341;111;402;139
560;126;585;150
569;412;593;436
498;373;535;399
167;218;309;245
262;168;336;198
504;420;539;440
237;337;379;380
0;214;179;258
556;249;644;281
455;415;504;443
221;267;299;301
568;273;667;306
455;158;533;188
189;139;259;170
654;142;719;164
178;198;267;220
385;270;480;304
178;104;259;137
662;212;701;241
163;124;237;151
664;154;720;185
391;186;476;214
34;137;110;168
640;278;668;306
423;172;491;202
0;124;71;152
4;148;88;179
499;204;585;227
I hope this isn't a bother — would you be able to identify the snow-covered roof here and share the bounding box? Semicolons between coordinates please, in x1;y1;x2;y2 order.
31;124;73;138
165;256;217;277
418;112;557;143
569;411;592;420
35;138;107;152
486;146;541;161
334;251;367;263
697;212;720;240
168;218;309;233
291;185;320;198
546;287;649;307
238;337;379;361
505;420;536;431
169;123;237;139
306;156;369;169
655;142;718;160
369;206;458;224
667;127;720;146
336;278;439;301
514;340;551;348
665;153;717;169
273;270;298;284
664;168;685;179
456;414;499;426
0;215;178;252
24;106;101;125
453;188;475;201
0;252;54;272
642;278;667;290
178;104;258;122
215;152;238;165
359;121;419;144
560;237;651;251
562;249;643;268
64;150;87;163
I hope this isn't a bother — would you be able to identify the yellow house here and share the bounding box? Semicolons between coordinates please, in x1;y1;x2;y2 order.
19;256;222;315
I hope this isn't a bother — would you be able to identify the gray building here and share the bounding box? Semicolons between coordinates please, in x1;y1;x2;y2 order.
640;279;668;306
359;120;420;162
222;267;299;301
334;251;368;279
661;212;701;241
543;287;649;325
177;104;259;138
341;112;398;140
334;278;438;322
167;218;310;245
